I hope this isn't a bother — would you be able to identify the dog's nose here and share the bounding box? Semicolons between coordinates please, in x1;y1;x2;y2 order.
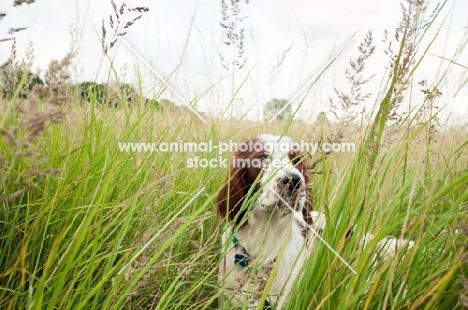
280;173;302;191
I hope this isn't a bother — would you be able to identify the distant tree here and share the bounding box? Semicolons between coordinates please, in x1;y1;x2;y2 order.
73;82;142;106
106;83;138;106
158;98;180;110
316;111;330;125
143;98;181;111
29;74;43;90
75;82;106;103
144;97;158;107
0;65;44;98
264;98;291;121
117;83;138;103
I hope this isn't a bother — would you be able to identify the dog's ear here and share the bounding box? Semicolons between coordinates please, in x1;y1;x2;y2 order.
292;150;313;226
217;158;248;226
302;181;313;226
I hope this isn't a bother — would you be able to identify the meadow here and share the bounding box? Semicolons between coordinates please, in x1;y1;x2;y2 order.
1;0;468;309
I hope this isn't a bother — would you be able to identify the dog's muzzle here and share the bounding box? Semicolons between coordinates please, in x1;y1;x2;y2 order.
276;172;304;210
279;173;302;192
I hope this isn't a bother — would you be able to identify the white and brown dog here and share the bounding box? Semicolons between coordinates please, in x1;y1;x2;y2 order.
216;134;312;308
216;134;414;309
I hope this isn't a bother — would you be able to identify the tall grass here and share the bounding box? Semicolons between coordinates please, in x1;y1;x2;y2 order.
1;0;467;309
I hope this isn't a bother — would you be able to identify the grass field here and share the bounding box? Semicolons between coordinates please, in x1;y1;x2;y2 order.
1;96;467;309
1;0;468;309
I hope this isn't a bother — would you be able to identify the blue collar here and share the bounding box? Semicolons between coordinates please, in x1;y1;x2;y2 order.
233;236;250;268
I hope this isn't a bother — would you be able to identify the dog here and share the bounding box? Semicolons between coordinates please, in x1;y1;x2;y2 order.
216;134;414;308
216;134;312;308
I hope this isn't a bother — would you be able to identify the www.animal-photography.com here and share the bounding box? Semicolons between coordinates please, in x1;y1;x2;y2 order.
0;0;467;309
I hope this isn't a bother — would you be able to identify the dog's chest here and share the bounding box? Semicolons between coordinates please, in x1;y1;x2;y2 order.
237;217;305;268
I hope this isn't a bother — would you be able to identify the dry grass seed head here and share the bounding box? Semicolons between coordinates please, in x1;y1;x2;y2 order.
329;30;376;145
102;1;149;53
219;0;249;70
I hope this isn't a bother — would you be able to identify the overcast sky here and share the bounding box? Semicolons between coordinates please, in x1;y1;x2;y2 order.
0;0;467;125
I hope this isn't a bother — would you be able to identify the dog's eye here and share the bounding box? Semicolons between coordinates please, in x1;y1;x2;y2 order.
258;154;268;162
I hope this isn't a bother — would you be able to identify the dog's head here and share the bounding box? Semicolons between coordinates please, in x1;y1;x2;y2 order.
216;134;312;226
